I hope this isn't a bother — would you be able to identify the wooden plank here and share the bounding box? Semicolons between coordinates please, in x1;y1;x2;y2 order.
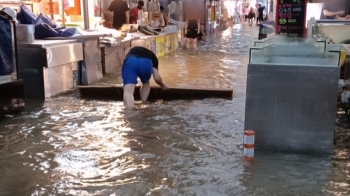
77;85;233;101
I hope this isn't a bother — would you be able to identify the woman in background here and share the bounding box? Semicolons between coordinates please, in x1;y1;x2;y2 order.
248;7;255;26
184;10;200;49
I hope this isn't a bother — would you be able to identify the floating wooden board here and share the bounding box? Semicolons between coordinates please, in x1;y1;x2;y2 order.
77;85;234;101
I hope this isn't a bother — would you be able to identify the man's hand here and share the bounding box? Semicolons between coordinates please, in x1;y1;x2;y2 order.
346;15;350;19
338;10;345;15
161;83;168;90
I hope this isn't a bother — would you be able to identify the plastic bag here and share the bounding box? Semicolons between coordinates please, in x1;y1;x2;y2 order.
0;16;14;75
35;13;59;28
34;23;60;39
16;4;37;24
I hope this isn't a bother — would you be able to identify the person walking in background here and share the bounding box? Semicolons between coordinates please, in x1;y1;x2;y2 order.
130;1;145;24
107;0;130;30
244;6;249;22
184;9;200;49
248;7;255;26
256;3;265;25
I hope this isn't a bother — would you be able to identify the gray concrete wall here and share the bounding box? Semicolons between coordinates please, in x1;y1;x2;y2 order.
244;64;340;154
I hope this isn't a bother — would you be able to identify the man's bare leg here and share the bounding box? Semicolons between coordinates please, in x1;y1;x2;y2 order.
140;82;150;102
123;84;136;109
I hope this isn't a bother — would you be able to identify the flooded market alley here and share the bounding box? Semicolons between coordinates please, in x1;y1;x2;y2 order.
0;24;350;196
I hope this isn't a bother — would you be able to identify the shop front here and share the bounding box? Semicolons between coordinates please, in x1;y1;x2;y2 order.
1;0;183;99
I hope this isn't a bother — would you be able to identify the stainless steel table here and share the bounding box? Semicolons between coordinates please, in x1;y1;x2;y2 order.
17;40;83;99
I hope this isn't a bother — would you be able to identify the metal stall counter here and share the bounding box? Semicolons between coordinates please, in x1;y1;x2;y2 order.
17;40;83;99
129;29;180;58
99;37;137;75
45;32;108;85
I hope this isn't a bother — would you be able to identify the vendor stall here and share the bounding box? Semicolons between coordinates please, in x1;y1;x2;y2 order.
17;40;83;99
46;32;108;85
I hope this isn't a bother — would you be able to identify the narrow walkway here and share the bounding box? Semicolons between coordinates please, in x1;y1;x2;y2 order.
95;24;254;89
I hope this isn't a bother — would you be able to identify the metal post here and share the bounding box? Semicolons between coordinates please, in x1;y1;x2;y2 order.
204;0;207;33
61;0;66;27
82;0;90;29
50;0;54;20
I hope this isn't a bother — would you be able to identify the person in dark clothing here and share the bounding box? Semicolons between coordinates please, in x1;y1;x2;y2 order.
108;0;130;30
320;0;348;19
248;7;255;26
256;3;265;24
122;46;168;109
185;3;200;49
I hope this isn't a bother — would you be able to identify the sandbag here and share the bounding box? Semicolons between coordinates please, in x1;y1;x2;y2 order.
16;4;37;24
0;16;14;75
57;27;78;37
35;13;59;28
34;23;60;39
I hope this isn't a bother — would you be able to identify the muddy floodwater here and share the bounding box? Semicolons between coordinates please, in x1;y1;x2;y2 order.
0;24;350;196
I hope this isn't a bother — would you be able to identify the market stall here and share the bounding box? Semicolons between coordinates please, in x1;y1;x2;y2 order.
17;39;83;99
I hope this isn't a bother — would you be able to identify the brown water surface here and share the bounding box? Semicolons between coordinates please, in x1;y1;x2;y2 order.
0;24;349;196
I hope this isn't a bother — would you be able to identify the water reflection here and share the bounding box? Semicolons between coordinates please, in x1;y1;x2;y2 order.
0;24;349;195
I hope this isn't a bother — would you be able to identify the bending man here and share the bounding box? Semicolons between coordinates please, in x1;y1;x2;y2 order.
122;46;168;109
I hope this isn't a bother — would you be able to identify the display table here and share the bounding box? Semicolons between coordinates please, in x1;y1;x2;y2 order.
130;30;180;57
46;32;108;85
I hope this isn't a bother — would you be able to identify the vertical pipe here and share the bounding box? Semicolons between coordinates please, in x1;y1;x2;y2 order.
61;0;66;27
83;0;90;29
50;0;54;19
99;0;102;17
204;0;207;33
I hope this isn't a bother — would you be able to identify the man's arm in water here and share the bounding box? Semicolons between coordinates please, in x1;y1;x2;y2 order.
153;68;168;90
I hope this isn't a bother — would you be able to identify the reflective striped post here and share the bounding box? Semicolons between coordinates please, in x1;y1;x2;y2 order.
243;130;255;161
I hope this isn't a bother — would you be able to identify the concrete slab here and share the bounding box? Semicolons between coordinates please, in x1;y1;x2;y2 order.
77;85;233;100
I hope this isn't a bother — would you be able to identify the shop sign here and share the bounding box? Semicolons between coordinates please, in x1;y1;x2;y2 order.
43;0;59;15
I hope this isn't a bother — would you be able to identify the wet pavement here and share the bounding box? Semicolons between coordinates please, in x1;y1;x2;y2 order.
1;23;350;196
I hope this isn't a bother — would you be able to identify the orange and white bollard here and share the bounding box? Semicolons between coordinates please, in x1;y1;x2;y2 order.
243;130;255;161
